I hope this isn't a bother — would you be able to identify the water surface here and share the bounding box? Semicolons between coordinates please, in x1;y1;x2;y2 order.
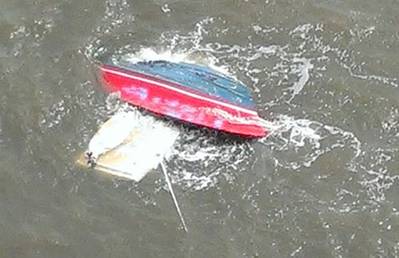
0;0;399;257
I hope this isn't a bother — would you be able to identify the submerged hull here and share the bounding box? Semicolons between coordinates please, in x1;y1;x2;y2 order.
99;62;267;137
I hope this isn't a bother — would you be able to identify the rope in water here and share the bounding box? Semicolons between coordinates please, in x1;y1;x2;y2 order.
160;161;188;232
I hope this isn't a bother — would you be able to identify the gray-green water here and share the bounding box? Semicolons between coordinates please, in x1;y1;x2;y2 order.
1;0;399;257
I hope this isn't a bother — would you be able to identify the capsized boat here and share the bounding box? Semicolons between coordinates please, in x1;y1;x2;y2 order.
99;59;267;137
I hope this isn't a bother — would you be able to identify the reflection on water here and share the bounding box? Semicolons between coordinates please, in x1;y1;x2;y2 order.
0;0;398;257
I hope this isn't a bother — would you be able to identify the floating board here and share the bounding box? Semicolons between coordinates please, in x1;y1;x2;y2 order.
99;59;267;137
78;110;179;181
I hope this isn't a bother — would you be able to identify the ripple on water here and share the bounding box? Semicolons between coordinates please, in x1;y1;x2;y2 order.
0;117;3;147
3;0;399;256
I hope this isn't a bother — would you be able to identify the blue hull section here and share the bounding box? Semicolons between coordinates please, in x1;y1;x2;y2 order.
113;60;256;110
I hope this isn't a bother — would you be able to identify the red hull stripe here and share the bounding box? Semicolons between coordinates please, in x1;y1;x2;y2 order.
100;66;259;116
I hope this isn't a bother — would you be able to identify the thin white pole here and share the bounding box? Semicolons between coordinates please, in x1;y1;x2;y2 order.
160;161;188;232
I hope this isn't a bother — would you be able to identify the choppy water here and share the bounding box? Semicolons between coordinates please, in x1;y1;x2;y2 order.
1;0;399;257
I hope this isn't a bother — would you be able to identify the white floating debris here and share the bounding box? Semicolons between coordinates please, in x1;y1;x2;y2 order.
79;109;179;182
161;4;171;13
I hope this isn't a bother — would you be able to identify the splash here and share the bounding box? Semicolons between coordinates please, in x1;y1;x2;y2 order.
259;115;361;170
121;47;233;76
165;127;254;191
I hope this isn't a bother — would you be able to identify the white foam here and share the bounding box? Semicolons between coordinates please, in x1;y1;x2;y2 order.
258;115;362;170
123;47;232;76
287;57;314;101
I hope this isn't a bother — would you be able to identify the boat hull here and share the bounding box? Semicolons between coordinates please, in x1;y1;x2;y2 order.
99;64;267;137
